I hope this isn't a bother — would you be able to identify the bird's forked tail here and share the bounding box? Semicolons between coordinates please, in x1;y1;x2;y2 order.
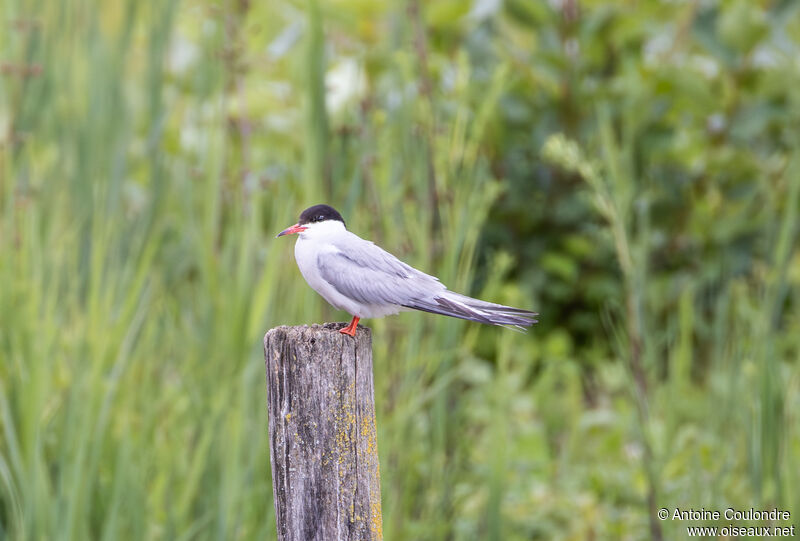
404;291;538;329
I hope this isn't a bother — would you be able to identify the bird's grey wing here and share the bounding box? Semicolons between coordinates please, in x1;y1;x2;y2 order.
320;234;538;328
317;237;444;306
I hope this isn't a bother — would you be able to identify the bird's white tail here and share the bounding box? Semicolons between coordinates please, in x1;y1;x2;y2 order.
404;291;538;329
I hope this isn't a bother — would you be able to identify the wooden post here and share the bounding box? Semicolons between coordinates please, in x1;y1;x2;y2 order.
264;323;383;541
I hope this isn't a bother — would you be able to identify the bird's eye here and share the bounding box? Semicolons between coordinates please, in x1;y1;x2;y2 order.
316;215;324;222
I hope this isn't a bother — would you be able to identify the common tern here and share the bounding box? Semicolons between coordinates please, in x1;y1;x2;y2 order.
278;204;538;336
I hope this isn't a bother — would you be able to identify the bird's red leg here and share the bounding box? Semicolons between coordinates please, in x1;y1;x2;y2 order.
340;316;360;337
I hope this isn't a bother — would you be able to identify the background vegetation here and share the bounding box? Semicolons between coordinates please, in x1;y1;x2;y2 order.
2;0;799;539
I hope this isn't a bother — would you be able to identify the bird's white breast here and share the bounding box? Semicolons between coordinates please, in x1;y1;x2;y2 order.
292;221;407;318
294;237;338;302
294;234;368;316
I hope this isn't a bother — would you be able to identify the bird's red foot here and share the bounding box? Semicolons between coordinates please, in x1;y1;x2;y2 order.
340;316;360;337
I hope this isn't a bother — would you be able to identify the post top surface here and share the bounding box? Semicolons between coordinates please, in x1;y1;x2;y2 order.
264;323;372;343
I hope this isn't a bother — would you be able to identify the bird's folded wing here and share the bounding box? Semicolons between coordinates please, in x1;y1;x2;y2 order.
317;239;444;306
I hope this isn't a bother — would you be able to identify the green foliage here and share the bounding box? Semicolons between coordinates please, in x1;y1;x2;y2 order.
1;0;799;540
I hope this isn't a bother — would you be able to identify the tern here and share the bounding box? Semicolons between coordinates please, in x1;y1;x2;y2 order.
277;204;538;336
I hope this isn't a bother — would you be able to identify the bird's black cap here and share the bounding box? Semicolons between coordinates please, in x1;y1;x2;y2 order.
297;204;346;227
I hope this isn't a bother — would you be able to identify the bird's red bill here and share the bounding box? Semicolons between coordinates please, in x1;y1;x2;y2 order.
277;224;308;237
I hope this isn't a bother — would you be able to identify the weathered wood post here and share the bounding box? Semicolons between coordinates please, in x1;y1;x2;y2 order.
264;323;383;541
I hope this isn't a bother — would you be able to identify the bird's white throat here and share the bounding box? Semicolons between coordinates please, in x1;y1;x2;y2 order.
297;219;347;240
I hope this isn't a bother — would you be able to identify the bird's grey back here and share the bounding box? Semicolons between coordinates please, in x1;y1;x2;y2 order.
317;233;445;306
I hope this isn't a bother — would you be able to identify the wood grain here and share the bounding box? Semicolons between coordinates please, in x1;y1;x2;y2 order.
264;323;383;541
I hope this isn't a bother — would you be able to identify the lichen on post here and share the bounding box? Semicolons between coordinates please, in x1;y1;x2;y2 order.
264;323;383;541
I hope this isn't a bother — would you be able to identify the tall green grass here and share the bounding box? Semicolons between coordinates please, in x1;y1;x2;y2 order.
1;1;799;540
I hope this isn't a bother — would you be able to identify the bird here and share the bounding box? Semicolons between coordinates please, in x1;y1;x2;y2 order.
277;204;538;337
